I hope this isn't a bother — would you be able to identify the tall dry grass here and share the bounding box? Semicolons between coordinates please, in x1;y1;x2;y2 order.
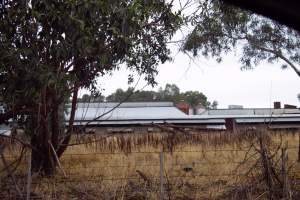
1;128;300;199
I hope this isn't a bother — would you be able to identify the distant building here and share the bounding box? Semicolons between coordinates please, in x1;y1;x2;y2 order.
69;102;190;126
192;102;300;130
68;101;300;133
188;104;206;115
228;105;243;109
1;101;300;135
175;102;189;115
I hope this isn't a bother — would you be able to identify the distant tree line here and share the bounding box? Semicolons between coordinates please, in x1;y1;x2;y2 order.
78;84;218;109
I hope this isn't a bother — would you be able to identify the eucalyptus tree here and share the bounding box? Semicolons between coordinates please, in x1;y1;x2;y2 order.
183;0;300;159
0;0;181;175
184;0;300;76
182;90;208;113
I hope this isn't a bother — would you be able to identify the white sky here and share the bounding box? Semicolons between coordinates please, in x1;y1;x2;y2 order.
80;1;300;109
81;50;300;109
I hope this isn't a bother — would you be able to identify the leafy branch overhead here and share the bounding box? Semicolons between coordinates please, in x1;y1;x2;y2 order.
0;0;182;175
0;0;182;112
183;0;300;76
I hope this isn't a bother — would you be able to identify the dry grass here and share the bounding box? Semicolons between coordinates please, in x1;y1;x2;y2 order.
1;129;300;199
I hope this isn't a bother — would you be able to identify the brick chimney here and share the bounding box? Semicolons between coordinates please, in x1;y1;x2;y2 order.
274;101;281;109
176;102;189;115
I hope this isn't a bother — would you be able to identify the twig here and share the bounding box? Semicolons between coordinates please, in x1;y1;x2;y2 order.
254;191;267;200
49;142;67;177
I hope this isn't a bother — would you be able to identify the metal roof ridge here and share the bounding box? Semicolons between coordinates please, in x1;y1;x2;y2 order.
74;101;175;108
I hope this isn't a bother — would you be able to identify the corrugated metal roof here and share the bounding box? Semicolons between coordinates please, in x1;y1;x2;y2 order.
235;115;300;123
190;114;300;119
200;108;300;116
69;103;188;122
72;118;225;125
0;124;11;135
269;124;300;129
71;114;300;125
1;102;299;129
75;102;174;108
70;102;300;125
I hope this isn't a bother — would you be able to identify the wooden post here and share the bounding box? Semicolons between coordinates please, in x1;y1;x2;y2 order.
26;152;32;200
160;151;164;200
298;134;300;162
259;135;274;200
281;143;291;199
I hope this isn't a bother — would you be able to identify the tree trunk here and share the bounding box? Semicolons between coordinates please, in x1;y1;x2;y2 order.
29;80;79;175
192;107;197;115
29;88;61;176
31;145;56;175
30;130;56;175
56;87;78;158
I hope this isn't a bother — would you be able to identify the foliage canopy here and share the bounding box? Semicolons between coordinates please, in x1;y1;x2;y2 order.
0;0;181;174
0;0;181;111
183;0;300;76
103;83;217;109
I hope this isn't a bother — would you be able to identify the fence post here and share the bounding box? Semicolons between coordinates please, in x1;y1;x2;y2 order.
259;135;274;199
160;151;164;200
298;134;300;162
281;143;291;199
26;152;32;200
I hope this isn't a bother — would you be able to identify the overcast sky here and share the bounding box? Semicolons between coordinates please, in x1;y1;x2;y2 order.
81;49;300;109
80;1;300;109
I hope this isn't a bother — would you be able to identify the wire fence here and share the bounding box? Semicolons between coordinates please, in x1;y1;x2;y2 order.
1;144;300;199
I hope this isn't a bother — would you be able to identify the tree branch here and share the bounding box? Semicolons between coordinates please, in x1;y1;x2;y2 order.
56;86;78;157
253;44;300;77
